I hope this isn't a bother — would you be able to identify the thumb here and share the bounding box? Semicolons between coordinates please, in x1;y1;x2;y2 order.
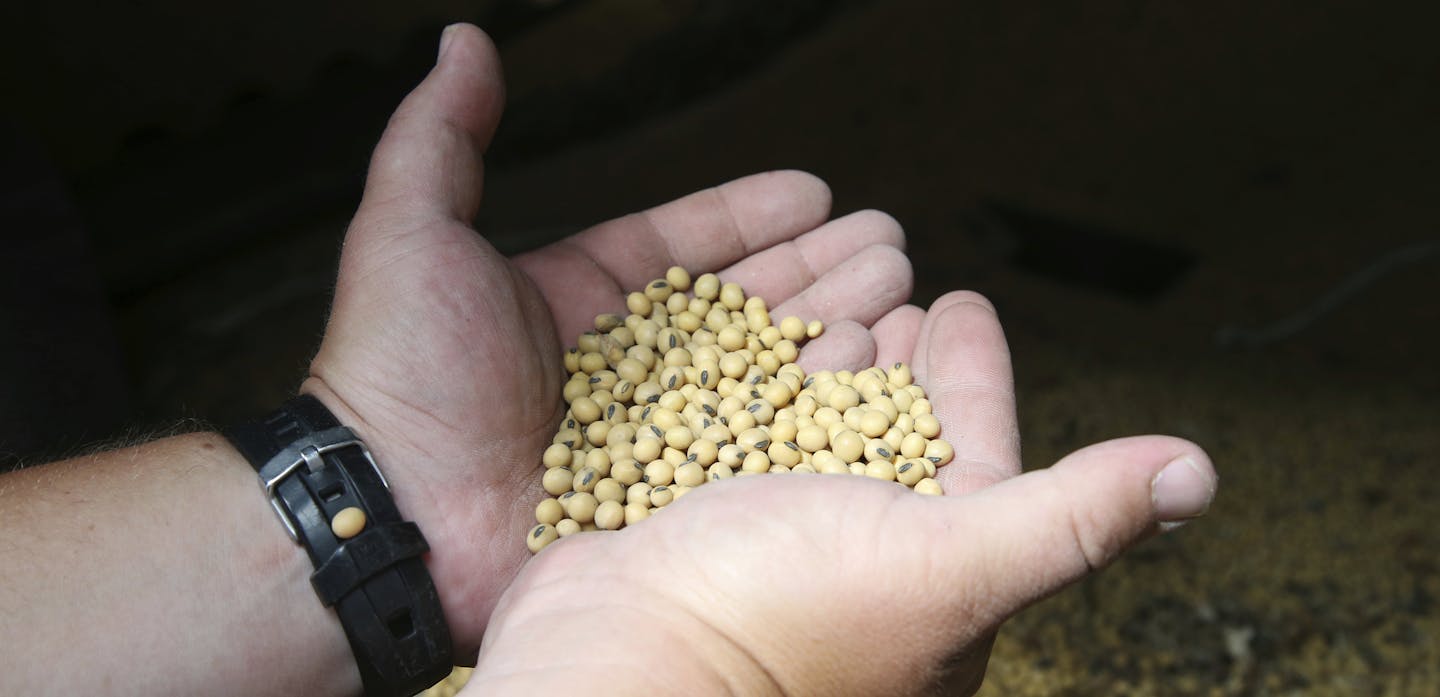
935;435;1217;628
358;23;505;226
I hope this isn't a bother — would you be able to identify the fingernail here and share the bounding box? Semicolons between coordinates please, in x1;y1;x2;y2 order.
438;24;460;63
1151;455;1215;526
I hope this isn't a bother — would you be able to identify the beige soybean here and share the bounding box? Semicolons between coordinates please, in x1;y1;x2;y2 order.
593;478;626;504
566;492;599;524
778;316;806;342
692;273;720;300
626;482;653;506
542;443;573;469
622;503;650;526
924;439;955;466
644;460;675;487
881;427;905;454
664;266;692;292
626;292;653;316
864;460;897;482
768;420;799;445
527;524;559;552
830;430;864;463
687;439;719;466
661;447;688;467
571;466;600;493
828;385;861;412
718;282;745;310
896;459;927;487
674;461;706;488
741;450;771;473
331;507;367;539
610;459;644;486
859;410;890;438
535;498;564;526
914;413;942;439
650;486;675;507
796;424;829;453
767;440;803;468
594;500;625;530
901;432;927;458
542;467;574;496
583;448;612;476
632;437;663;464
644;279;673;302
863;438;894;463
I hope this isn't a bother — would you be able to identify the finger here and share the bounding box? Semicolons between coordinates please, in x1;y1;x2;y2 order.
911;292;1019;494
543;170;833;294
358;23;504;226
908;291;995;388
767;244;913;328
796;320;876;373
717;209;905;309
933;436;1217;629
868;304;925;369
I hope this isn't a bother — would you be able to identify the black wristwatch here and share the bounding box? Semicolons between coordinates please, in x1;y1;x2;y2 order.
226;395;452;697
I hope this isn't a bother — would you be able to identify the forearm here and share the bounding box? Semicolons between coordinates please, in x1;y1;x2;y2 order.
0;432;358;696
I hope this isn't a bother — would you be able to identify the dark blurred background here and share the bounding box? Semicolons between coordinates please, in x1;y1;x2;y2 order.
1;1;1436;694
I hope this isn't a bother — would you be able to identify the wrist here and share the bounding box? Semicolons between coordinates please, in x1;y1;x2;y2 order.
298;376;524;661
226;392;453;692
206;432;366;696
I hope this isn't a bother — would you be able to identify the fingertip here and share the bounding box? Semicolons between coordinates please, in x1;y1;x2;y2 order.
870;304;925;368
929;434;1215;627
1044;435;1216;552
716;169;831;238
762;170;833;219
863;243;915;304
928;289;996;316
431;23;506;139
914;294;1018;486
359;23;505;224
848;209;907;252
919;294;1010;392
797;320;876;373
1147;440;1218;525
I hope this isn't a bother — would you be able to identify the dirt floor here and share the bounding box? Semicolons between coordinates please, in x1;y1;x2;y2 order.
3;1;1437;694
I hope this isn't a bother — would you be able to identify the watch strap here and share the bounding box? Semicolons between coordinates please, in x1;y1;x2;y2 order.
226;395;452;697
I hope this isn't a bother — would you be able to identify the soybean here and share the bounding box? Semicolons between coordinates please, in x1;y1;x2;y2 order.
331;507;367;539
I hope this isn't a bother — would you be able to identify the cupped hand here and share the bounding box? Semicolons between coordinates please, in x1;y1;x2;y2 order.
300;24;915;656
467;287;1217;695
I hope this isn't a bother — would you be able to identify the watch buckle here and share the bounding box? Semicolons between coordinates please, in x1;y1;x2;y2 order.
256;426;391;541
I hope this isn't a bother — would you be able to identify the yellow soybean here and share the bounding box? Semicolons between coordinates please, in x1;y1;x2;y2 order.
331;507;367;539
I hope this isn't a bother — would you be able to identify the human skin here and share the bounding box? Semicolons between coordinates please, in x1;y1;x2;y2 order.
0;23;1216;696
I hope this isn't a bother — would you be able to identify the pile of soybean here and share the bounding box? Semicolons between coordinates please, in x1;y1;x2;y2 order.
526;267;953;553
